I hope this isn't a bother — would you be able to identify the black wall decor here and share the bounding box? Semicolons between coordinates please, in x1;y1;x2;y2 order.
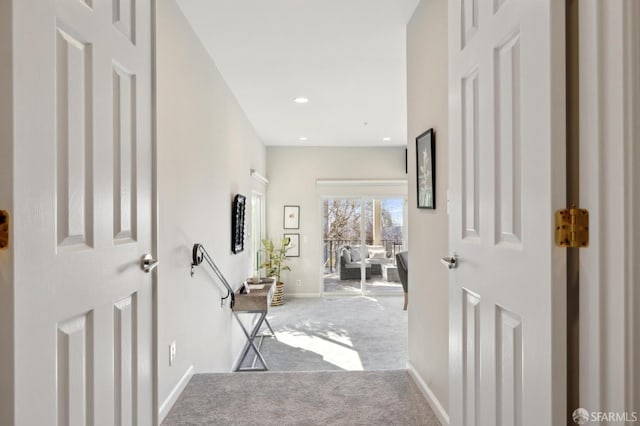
405;148;408;174
231;194;246;254
416;128;436;209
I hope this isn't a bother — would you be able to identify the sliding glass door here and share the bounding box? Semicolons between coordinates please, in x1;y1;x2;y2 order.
322;198;364;294
322;196;406;295
363;197;406;294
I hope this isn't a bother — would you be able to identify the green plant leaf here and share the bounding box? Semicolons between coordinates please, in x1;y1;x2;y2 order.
258;237;293;282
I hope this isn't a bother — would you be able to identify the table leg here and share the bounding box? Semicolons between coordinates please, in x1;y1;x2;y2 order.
264;318;276;338
233;311;270;371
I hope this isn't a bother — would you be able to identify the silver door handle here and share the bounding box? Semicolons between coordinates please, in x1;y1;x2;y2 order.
440;253;457;269
141;254;159;273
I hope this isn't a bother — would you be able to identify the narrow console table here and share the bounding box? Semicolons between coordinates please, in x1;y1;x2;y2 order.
232;278;276;372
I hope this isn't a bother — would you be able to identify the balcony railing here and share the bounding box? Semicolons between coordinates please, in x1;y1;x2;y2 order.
323;239;406;272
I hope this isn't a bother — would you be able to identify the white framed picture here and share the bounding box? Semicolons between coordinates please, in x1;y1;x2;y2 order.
284;233;300;257
283;205;300;229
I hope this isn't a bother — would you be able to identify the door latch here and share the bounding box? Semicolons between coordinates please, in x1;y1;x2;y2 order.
440;252;458;269
141;254;159;273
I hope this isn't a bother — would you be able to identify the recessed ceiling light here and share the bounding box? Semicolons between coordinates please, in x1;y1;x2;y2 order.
299;137;308;141
293;97;309;104
383;137;391;142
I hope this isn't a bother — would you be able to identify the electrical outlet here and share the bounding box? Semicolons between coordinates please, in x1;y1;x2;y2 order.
169;341;176;366
296;279;302;287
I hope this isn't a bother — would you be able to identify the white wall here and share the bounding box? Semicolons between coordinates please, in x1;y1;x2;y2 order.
265;147;406;296
0;1;14;424
156;0;266;415
406;0;450;416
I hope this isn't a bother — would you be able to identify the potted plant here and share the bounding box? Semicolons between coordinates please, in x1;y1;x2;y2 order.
259;237;292;306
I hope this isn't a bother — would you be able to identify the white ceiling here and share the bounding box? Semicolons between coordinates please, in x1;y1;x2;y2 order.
175;0;419;147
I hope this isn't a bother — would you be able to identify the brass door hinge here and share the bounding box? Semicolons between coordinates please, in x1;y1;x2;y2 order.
555;206;589;248
0;210;8;250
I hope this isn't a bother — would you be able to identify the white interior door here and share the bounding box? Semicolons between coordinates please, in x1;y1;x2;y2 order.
579;0;640;417
13;0;154;424
448;0;566;425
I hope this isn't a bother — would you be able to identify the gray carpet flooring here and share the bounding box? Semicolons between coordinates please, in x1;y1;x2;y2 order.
239;296;408;371
162;370;441;426
163;297;440;425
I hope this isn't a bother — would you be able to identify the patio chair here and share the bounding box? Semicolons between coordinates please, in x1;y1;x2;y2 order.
339;247;371;280
396;252;408;310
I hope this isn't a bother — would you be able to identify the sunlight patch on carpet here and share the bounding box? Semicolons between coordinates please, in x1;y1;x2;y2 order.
275;330;364;370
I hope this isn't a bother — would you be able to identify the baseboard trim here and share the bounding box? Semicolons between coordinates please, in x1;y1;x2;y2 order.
158;365;194;423
406;361;449;425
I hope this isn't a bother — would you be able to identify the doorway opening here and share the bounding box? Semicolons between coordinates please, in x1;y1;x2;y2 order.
249;181;409;374
250;190;266;276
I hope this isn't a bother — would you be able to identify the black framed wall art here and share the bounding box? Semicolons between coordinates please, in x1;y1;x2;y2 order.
231;194;246;254
416;128;436;209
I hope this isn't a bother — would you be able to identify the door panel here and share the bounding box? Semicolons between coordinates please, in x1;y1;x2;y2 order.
462;290;480;426
57;312;93;426
322;197;364;294
113;63;138;244
449;0;566;425
14;0;154;424
494;32;522;246
461;69;479;241
579;0;640;416
495;306;522;426
56;24;94;249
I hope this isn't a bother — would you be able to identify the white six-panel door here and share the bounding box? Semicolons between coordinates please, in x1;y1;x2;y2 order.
13;0;154;424
579;0;640;418
448;0;566;425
